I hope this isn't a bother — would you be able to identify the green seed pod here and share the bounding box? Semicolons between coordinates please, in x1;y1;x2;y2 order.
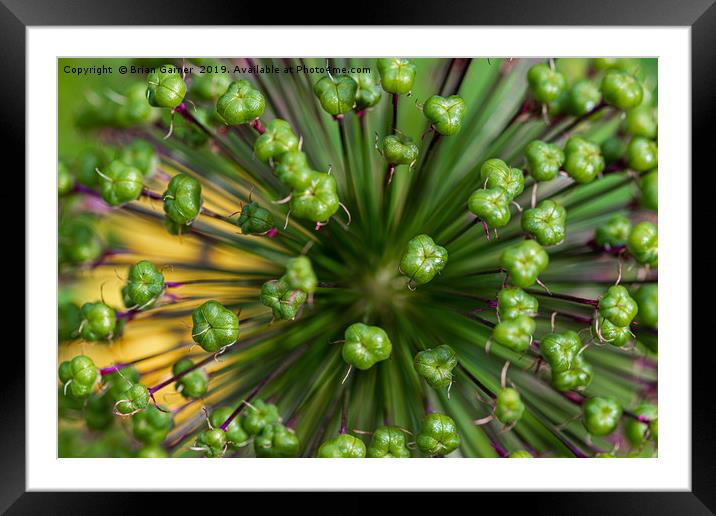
479;159;525;201
85;394;113;431
382;134;419;165
191;300;240;352
399;234;448;287
80;302;117;341
624;105;658;139
416;413;461;456
500;240;549;288
350;71;382;110
58;161;74;196
59;355;98;399
650;418;658;446
599;285;639;327
190;69;232;101
595;214;631;248
467;187;512;228
253;119;299;163
115;383;150;415
566;80;602;116
594;317;632;347
564;136;605;184
125;260;165;308
640;169;658;211
551;357;593;391
593;58;640;74
236;202;274;235
495;387;525;425
539;331;583;373
216;80;265;125
632;283;657;329
583;397;622;436
119;140;159;178
627;137;658;172
547;90;569;117
210;407;249;448
58;301;82;341
317;434;367;458
164;218;190;236
285;256;318;294
289;172;340;222
146;65;186;109
624;403;657;447
98;160;143;206
627;221;658;267
274;151;314;190
196;428;227;458
376;58;416;95
254;423;300;458
497;287;539;320
342;323;392;370
413;345;458;389
172;358;209;399
492;314;536;353
104;366;141;403
524;140;565;182
509;450;533;458
242;400;280;436
137;445;168;458
132;403;173;444
422;95;466;135
601;136;627;164
527;63;567;103
555;58;590;85
260;278;308;321
76;146;117;187
312;75;358;116
113;82;160;128
58;217;104;265
521;200;567;246
163;174;202;226
58;361;74;386
366;426;411;458
600;69;643;110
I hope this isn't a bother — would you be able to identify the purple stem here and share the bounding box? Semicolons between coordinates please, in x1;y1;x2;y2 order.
99;362;131;376
250;118;266;135
491;439;510;458
526;289;599;307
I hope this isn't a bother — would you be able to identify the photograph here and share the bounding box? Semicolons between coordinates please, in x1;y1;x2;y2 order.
56;56;659;460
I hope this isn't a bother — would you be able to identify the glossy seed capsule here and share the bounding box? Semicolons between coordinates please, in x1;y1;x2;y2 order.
422;95;466;135
399;234;448;286
521;200;567;246
216;80;265;125
317;434;366;458
376;58;416;94
499;240;549;288
416;413;461;456
313;75;358;116
413;345;458;389
342;323;392;370
191;300;240;352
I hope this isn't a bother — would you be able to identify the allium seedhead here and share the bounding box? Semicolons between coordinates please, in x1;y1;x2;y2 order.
59;57;658;459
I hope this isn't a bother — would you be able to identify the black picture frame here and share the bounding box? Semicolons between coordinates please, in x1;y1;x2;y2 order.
7;0;709;513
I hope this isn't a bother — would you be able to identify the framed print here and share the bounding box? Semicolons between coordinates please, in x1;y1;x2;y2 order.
7;0;711;512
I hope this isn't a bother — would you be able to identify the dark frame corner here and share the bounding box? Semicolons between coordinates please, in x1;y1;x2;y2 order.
8;0;712;513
